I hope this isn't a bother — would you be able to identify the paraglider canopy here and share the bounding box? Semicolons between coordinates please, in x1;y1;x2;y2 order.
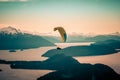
54;27;67;42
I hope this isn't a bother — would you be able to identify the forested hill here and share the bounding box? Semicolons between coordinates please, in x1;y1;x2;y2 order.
0;32;54;50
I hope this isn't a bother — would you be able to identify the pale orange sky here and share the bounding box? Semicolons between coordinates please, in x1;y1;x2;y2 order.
0;0;120;35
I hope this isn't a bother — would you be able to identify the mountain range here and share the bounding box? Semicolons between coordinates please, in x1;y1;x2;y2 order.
0;26;120;50
0;26;55;50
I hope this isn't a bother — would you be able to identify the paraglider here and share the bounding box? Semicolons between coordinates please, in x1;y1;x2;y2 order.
54;27;67;43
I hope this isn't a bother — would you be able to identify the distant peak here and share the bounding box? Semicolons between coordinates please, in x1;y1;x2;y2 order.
0;26;21;34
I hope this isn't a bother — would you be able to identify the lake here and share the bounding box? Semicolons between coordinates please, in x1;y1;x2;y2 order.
0;42;120;80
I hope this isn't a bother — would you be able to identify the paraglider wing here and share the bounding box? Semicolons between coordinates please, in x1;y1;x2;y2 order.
54;27;67;42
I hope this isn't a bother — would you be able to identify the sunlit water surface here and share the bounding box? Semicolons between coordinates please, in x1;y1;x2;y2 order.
0;42;120;80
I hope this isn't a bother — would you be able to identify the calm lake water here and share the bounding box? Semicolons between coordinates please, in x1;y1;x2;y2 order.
0;42;120;80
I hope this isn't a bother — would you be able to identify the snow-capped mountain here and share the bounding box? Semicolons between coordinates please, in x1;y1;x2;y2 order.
0;26;21;34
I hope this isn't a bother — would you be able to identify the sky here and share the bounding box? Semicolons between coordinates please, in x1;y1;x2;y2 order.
0;0;120;35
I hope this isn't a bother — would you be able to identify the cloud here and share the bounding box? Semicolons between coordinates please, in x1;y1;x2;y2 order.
0;0;29;2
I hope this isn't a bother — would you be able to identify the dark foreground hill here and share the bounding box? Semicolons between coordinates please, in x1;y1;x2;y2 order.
42;45;117;57
0;54;80;70
37;63;120;80
42;39;120;57
0;54;120;80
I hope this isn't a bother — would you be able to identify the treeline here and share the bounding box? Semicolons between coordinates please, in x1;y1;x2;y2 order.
0;32;54;50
